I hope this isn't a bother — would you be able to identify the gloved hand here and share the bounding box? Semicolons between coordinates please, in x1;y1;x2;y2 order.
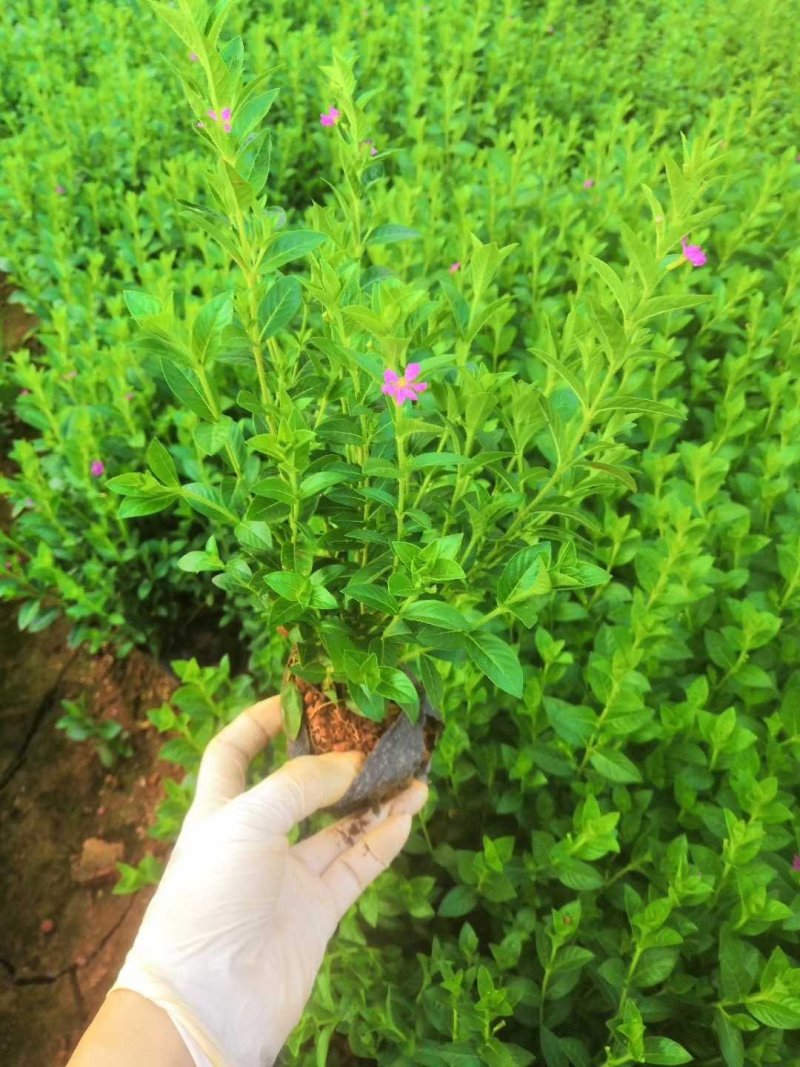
110;694;429;1067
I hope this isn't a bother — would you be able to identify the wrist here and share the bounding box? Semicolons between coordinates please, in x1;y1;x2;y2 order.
68;989;195;1067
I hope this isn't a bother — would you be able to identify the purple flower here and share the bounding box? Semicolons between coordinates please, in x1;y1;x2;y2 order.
189;52;199;62
382;363;429;407
320;107;341;127
583;178;595;189
55;185;66;195
361;138;378;156
793;854;800;871
681;235;707;268
90;460;105;478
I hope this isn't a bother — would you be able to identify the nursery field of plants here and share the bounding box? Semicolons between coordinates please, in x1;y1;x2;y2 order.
1;0;800;1063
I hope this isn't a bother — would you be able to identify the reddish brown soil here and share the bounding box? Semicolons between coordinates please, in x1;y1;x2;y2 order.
295;674;402;756
0;272;38;354
0;601;179;1066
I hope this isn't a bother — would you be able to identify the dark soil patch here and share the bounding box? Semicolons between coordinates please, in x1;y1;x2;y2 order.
0;358;200;1062
0;602;180;1066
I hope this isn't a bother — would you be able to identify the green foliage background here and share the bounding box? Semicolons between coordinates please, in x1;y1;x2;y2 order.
1;0;800;1064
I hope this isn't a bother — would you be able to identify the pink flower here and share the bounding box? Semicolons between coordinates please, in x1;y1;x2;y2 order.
55;185;66;195
449;261;462;274
361;139;378;156
90;460;105;478
793;855;800;871
382;363;429;407
189;52;199;62
320;107;341;127
583;178;595;189
681;236;707;268
206;107;232;134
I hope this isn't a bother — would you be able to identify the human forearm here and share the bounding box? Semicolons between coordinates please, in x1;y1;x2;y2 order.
67;989;194;1067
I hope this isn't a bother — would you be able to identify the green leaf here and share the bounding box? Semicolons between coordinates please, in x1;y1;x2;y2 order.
234;521;273;551
637;292;710;322
498;544;552;604
579;461;637;493
619;220;660;292
123;288;162;320
181;483;238;524
299;470;358;498
194;419;232;456
643;1036;693;1064
587;255;630;315
596;395;684;421
418;654;444;710
555;857;604;891
259;275;302;340
714;1012;744;1067
161;360;216;420
344;584;399;614
376;668;420;719
265;571;306;602
529;346;586;406
252;477;294;504
18;599;42;631
177;551;221;573
544;697;597;746
260;230;328;274
366;224;422;246
409;452;470;471
146;438;179;488
590;749;643;784
427;558;466;582
280;680;303;740
438;886;478;918
192;291;234;364
633;947;679;986
177;201;241;261
148;1;199;52
119;493;177;519
309;585;338;610
705;631;736;670
551;946;595;977
403;600;469;631
464;632;523;697
746;995;800;1029
105;473;154;496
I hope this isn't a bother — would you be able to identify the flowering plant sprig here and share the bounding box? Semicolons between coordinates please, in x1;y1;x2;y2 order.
108;7;621;733
112;4;716;738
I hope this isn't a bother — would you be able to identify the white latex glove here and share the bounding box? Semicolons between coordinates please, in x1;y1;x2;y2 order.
110;694;429;1067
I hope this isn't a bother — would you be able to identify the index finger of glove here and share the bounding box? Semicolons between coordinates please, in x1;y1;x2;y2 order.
230;751;365;835
188;695;283;822
323;812;413;921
